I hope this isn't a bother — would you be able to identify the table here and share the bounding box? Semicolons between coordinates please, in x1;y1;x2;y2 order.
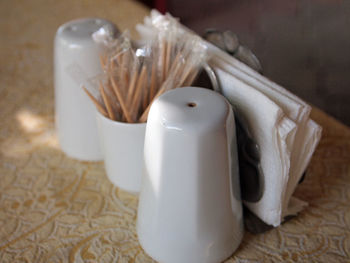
1;0;349;262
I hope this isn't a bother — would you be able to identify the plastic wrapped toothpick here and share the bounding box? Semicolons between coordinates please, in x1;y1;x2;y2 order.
84;23;208;123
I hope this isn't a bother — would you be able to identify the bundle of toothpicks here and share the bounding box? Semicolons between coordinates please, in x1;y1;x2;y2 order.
84;25;207;123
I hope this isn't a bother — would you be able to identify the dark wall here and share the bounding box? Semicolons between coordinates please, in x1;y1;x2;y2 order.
140;0;350;125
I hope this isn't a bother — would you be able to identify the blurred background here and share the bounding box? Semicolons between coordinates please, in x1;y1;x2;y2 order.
140;0;350;126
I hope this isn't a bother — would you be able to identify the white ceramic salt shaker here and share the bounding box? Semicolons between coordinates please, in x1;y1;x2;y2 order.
54;18;118;161
137;87;244;263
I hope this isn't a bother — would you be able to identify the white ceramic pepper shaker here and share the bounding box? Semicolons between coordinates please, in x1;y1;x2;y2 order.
54;18;118;161
137;87;243;263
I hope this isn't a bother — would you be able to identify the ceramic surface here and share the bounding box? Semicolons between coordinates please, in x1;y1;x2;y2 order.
54;18;118;161
137;87;244;263
96;112;146;193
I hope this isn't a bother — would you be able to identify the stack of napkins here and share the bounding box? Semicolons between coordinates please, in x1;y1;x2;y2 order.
209;49;322;226
136;10;322;227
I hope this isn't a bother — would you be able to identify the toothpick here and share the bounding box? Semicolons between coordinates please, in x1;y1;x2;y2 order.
116;51;123;67
183;68;199;87
142;71;150;112
121;51;130;96
139;81;166;123
110;76;133;123
180;63;195;86
99;54;106;70
108;58;115;78
127;64;139;105
168;52;182;77
161;40;167;82
106;81;122;119
139;51;195;123
139;101;151;123
99;81;116;120
142;86;149;113
164;40;172;78
131;65;147;121
149;58;157;102
139;52;183;123
82;86;108;117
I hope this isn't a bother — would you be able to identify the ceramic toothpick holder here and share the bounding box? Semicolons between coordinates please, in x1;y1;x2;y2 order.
96;112;146;193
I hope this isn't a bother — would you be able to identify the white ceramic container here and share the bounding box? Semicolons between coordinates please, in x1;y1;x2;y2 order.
137;87;244;263
54;18;118;161
96;112;146;193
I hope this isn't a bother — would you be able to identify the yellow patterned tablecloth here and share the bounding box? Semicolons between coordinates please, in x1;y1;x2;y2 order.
1;0;350;262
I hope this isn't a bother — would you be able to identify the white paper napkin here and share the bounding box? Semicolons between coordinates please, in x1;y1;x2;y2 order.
215;67;297;226
208;46;322;226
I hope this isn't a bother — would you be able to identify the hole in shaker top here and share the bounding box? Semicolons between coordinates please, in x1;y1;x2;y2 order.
187;102;197;108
